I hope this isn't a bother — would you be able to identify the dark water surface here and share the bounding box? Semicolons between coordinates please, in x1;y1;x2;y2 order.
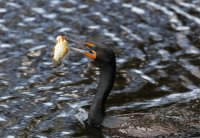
0;0;200;137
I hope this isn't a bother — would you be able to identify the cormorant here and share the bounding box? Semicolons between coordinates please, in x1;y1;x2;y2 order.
53;36;195;137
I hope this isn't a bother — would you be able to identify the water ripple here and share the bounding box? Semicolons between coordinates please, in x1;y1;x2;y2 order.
0;0;200;137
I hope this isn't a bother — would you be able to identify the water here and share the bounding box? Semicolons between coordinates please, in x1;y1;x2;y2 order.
0;0;200;137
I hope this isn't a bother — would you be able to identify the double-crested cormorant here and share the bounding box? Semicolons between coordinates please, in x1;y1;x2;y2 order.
53;36;198;137
66;39;116;126
53;36;116;126
82;42;116;127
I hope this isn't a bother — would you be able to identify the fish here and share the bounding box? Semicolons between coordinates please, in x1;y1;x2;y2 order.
52;35;69;66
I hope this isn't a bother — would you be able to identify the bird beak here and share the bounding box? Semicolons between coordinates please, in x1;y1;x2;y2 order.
68;39;97;60
83;50;96;60
83;42;96;60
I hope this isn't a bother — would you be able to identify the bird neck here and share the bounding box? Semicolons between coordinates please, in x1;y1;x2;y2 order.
87;61;116;126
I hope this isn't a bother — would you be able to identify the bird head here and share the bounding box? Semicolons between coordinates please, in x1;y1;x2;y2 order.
64;36;115;67
84;42;115;67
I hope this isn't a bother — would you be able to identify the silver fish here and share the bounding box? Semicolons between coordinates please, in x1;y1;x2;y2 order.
52;35;69;66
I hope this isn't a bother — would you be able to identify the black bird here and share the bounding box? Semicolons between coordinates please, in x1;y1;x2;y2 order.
82;42;116;126
67;40;116;126
63;37;190;137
